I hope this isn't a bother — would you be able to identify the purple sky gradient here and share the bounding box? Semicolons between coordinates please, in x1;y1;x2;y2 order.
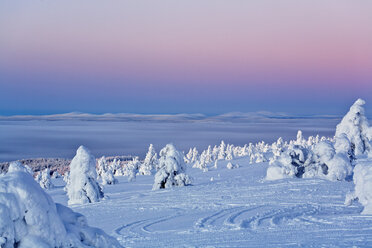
0;1;371;116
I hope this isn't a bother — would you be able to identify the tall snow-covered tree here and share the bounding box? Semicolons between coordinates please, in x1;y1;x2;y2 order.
66;146;103;205
335;98;371;156
152;144;191;190
139;144;158;175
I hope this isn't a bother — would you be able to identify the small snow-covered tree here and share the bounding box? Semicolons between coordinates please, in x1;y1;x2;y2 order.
152;144;191;190
225;145;234;160
109;158;123;176
335;98;371;156
0;169;122;247
51;170;61;179
39;168;54;189
139;144;158;175
7;161;32;174
97;156;108;179
191;147;199;163
226;162;239;169
345;160;372;214
185;148;193;163
66;146;103;205
127;157;140;182
218;141;226;160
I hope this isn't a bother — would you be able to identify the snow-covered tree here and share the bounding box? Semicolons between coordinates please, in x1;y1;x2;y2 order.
51;170;61;179
267;141;352;181
39;168;54;189
96;156;117;185
66;146;104;205
139;144;158;175
335;98;371;156
191;147;199;163
217;141;226;160
152;144;191;190
225;144;234;160
345;159;372;214
109;158;122;176
0;169;122;247
127;157;140;182
7;161;32;174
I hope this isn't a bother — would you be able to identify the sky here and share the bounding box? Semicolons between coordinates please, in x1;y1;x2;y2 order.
0;0;371;116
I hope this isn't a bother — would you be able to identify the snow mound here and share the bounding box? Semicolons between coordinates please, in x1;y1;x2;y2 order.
66;146;104;205
346;160;372;214
0;171;122;247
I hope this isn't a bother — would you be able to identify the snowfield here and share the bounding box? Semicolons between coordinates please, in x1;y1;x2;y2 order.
2;99;372;247
49;158;372;247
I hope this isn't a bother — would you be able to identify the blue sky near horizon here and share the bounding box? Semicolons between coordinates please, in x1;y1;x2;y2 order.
1;1;371;117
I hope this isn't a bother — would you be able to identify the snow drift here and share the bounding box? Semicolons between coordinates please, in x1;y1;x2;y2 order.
0;170;122;247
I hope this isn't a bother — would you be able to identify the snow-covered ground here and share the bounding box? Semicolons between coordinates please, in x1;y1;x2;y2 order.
48;157;372;247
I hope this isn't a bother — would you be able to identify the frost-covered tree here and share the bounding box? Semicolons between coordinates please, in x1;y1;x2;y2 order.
0;169;122;247
96;156;117;185
191;147;199;163
51;170;61;179
345;160;372;214
225;145;234;160
7;161;32;174
335;98;371;156
109;158;123;176
218;141;226;160
66;146;104;205
39;168;54;189
97;156;108;179
227;162;239;169
127;157;140;182
152;144;191;190
267;141;352;181
295;130;305;146
139;144;158;175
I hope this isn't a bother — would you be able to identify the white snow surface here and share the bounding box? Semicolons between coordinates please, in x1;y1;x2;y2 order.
49;156;372;247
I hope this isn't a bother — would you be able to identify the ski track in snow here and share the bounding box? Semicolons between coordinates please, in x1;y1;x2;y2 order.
50;158;372;247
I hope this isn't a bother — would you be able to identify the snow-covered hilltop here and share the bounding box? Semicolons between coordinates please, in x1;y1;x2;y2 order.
1;99;372;247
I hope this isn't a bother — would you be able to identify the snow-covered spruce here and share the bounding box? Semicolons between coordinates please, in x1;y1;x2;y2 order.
153;144;191;190
126;157;140;182
0;170;122;247
335;98;371;157
97;156;117;185
345;159;372;215
7;161;32;174
38;168;54;190
66;146;104;205
266;141;352;181
139;144;158;175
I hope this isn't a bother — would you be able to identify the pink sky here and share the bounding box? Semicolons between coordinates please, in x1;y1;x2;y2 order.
0;1;371;115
